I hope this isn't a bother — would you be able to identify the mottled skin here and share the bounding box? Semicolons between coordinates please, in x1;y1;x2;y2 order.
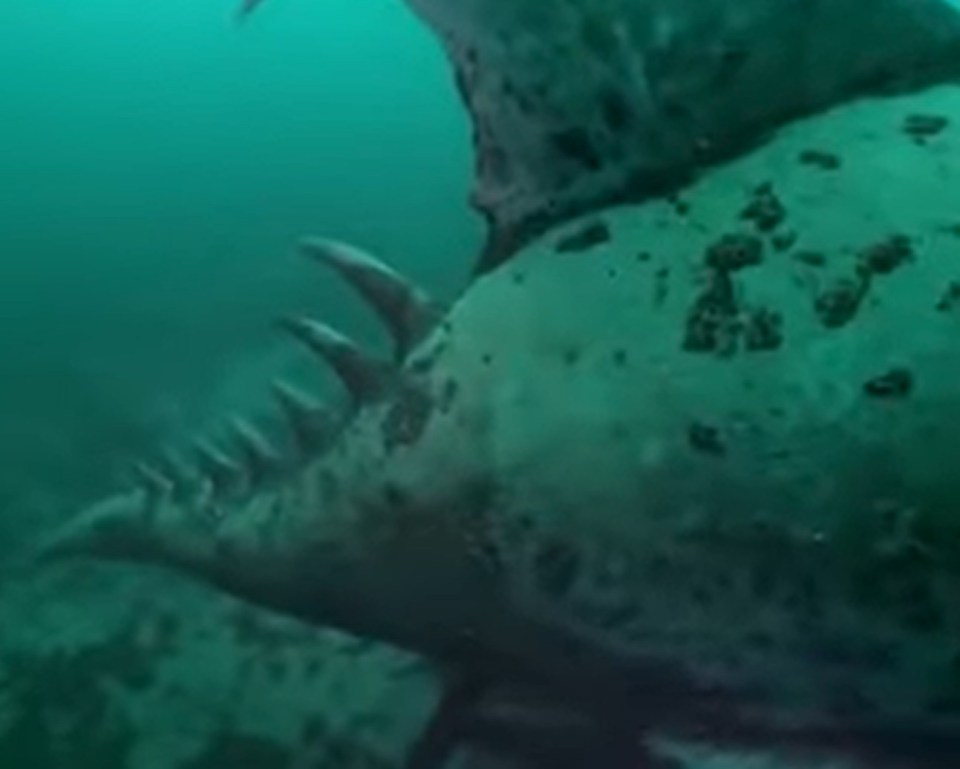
46;84;960;768
398;0;960;268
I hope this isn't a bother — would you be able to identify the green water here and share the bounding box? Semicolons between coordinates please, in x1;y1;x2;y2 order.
0;0;481;545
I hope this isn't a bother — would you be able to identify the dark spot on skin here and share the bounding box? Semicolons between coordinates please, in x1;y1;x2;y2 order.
936;281;960;312
512;271;527;285
814;276;869;328
381;383;435;454
688;422;726;456
771;231;797;252
683;270;740;355
606;267;619;279
534;539;582;599
636;251;652;263
858;234;913;276
517;514;537;533
744;308;784;351
481;353;494;366
667;194;690;216
705;233;764;271
439;378;459;413
792;250;827;268
798;149;842;170
612;349;628;368
549;127;602;170
863;368;914;399
563;348;582;367
555;220;611;253
383;483;409;508
741;182;786;232
903;113;949;142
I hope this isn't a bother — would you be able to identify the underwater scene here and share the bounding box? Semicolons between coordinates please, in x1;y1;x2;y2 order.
3;1;960;767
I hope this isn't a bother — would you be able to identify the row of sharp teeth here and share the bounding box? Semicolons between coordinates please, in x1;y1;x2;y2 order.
131;237;443;497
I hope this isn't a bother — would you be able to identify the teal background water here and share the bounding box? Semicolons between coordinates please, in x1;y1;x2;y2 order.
0;0;480;549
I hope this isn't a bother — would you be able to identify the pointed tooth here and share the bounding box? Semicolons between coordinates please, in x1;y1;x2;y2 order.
300;238;442;359
36;492;151;564
279;316;392;403
132;462;173;496
193;440;243;492
154;449;201;498
271;380;338;454
228;416;280;480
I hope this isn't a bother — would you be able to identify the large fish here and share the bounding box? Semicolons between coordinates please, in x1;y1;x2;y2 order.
42;1;960;767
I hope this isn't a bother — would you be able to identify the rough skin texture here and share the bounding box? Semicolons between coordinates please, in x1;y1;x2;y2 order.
40;83;960;768
402;0;960;270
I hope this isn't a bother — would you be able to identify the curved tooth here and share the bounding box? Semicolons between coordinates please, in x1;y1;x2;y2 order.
155;449;202;499
228;416;280;481
132;462;173;496
279;316;392;403
271;379;338;454
300;238;442;360
193;440;243;493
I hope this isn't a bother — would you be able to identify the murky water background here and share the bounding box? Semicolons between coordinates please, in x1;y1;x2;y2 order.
0;0;480;553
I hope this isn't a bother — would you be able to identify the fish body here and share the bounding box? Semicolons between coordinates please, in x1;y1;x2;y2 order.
46;84;960;767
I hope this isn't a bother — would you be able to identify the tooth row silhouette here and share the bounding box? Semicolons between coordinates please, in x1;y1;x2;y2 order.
130;237;443;501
